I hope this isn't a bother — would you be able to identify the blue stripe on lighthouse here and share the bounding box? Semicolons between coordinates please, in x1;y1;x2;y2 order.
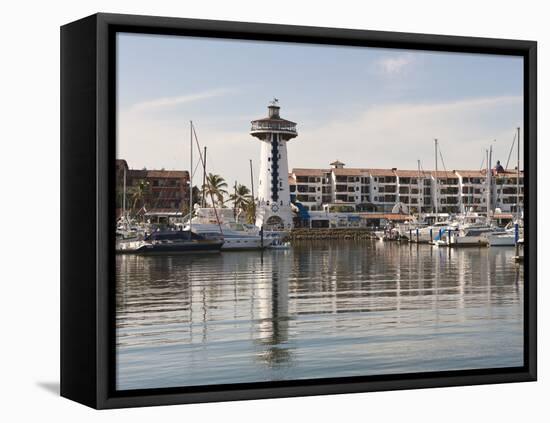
271;134;279;202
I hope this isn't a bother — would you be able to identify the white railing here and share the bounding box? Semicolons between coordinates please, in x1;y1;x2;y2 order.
251;121;297;132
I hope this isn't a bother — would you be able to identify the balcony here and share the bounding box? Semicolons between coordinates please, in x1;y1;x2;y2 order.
250;120;297;136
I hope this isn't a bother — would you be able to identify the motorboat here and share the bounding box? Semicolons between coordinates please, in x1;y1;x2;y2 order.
487;232;516;246
486;220;523;246
185;222;265;250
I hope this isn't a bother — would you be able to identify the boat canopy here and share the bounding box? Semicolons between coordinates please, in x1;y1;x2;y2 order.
145;230;204;241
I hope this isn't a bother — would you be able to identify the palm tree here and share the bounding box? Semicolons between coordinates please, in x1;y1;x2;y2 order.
192;185;202;208
204;173;228;206
229;184;252;221
128;179;150;216
243;201;256;224
229;184;251;211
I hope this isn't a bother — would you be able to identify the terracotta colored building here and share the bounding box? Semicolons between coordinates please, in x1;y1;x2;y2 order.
116;159;190;217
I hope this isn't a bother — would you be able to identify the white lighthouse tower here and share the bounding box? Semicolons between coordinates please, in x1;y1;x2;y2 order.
250;100;297;230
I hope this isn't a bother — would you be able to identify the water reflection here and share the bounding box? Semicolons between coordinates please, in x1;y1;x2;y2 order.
116;241;523;390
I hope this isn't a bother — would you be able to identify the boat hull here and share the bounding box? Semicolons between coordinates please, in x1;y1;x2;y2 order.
117;240;223;254
221;237;264;250
449;235;489;247
487;234;516;246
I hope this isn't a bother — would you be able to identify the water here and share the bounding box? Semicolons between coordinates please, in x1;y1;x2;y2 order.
116;241;524;391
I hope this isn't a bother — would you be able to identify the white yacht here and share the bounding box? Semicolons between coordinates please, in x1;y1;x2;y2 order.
487;221;523;246
439;214;502;247
487;231;515;246
184;207;268;250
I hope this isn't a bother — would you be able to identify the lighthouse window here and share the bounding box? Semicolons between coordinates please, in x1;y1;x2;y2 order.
268;157;271;162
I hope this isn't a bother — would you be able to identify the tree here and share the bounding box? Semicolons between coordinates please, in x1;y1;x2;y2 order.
204;173;228;206
192;185;202;208
243;201;256;224
229;184;251;211
127;179;150;216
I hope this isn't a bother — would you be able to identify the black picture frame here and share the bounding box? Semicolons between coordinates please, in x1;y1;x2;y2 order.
61;12;537;409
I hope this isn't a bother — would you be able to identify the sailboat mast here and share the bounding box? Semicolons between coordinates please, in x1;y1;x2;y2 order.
201;146;207;208
417;160;422;216
249;159;255;203
517;126;520;220
434;139;438;219
249;159;256;221
488;145;493;220
122;165;127;220
234;180;237;221
190;120;193;233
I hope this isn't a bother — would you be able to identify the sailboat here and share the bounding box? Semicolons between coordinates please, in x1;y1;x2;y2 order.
488;127;524;247
184;123;266;250
117;121;224;254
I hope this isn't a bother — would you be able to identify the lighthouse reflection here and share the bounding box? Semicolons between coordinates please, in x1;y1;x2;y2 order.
255;251;292;367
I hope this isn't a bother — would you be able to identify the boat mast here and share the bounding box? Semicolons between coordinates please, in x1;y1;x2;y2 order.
516;126;521;221
434;139;438;220
122;165;127;221
249;159;256;221
234;180;238;221
489;145;493;215
190;120;193;233
485;146;493;221
417;160;422;217
190;122;224;234
201;146;207;207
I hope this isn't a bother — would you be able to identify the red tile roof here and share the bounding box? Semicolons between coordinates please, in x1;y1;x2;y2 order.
292;168;328;177
430;170;458;178
455;170;487;178
494;169;524;177
365;168;396;177
332;168;365;176
146;170;189;179
393;169;430;178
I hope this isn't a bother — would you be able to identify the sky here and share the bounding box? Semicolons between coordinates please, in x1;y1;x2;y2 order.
116;32;523;190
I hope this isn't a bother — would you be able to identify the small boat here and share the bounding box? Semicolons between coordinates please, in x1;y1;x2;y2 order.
487;232;516;246
117;229;223;254
447;225;499;247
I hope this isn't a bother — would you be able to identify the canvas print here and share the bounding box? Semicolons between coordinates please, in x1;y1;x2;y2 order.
115;33;525;391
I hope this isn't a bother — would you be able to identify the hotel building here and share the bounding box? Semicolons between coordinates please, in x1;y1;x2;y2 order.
289;161;523;215
116;159;190;217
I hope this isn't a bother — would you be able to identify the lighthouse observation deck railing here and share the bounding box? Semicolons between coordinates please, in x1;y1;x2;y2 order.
250;121;297;133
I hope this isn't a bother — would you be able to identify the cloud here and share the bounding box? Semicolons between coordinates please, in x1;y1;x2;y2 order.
130;88;235;112
376;54;414;74
290;95;522;171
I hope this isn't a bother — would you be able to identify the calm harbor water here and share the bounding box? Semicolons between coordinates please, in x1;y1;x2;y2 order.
116;241;524;390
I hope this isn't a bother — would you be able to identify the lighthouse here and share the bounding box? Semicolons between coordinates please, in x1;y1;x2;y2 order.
250;100;297;230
